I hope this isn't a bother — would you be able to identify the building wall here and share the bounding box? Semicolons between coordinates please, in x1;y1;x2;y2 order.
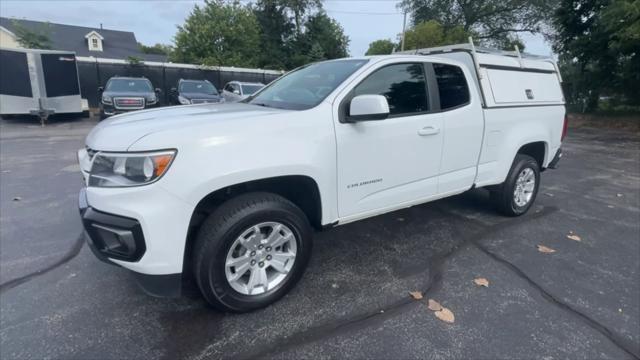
0;27;21;49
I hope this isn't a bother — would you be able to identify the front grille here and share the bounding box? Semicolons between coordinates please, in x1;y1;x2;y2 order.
114;97;144;110
191;99;218;104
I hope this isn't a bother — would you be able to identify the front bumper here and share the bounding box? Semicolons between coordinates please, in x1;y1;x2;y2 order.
78;186;191;297
79;188;146;262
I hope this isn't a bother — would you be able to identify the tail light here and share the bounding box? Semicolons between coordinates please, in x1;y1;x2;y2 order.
561;114;568;141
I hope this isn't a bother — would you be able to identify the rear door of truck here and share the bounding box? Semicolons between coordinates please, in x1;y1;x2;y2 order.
430;60;484;195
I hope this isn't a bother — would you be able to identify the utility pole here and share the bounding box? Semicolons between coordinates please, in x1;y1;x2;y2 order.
400;11;407;51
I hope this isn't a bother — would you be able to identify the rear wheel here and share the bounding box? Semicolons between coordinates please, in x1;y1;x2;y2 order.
491;154;540;216
193;192;312;312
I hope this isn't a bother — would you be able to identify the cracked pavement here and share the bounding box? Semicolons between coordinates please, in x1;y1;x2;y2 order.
1;116;638;359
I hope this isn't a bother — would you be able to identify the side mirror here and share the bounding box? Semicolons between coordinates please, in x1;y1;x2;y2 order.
348;95;389;122
155;88;162;94
98;86;104;93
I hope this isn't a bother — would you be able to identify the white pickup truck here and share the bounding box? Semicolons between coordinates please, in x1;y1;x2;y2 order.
78;43;565;312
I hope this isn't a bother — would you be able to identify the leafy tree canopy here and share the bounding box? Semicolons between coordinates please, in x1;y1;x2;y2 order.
365;39;396;55
302;11;349;60
172;0;348;70
553;0;640;111
139;43;173;56
252;0;295;69
12;20;52;49
398;0;556;47
171;0;260;67
402;20;470;50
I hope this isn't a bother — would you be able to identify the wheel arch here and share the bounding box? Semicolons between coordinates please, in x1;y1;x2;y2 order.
517;141;548;170
182;175;323;274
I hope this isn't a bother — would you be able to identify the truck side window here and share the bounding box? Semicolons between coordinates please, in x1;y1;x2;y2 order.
433;64;470;110
354;63;428;116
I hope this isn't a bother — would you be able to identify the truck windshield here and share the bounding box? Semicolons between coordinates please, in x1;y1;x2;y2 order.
180;81;218;95
247;59;369;110
106;79;153;93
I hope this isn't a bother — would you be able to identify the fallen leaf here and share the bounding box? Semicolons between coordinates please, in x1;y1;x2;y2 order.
409;291;423;300
427;299;443;311
12;196;22;201
544;193;554;197
473;278;489;287
607;205;615;209
434;307;455;323
566;233;581;241
616;193;623;197
1;170;10;174
618;308;623;313
537;244;556;253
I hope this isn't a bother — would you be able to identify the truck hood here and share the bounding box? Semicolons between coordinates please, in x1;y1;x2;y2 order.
86;103;285;151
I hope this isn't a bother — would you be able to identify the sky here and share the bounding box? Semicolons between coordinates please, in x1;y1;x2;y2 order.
0;0;552;57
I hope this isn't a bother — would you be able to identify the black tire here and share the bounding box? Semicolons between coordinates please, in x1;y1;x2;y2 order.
193;192;312;312
490;154;540;216
99;110;107;121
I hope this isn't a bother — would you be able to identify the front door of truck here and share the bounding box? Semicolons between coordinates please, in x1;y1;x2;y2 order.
335;62;444;219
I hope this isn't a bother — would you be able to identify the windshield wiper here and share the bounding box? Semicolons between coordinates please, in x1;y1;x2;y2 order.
251;102;271;108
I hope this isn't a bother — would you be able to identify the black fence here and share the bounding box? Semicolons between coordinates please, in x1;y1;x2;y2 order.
77;60;282;108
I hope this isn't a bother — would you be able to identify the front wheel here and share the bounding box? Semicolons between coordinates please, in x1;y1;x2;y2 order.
193;192;312;312
491;154;540;216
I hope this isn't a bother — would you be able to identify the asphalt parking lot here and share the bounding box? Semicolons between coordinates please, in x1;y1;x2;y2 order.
1;116;639;359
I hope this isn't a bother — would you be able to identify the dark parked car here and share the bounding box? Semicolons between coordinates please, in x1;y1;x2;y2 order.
99;77;160;119
171;79;224;105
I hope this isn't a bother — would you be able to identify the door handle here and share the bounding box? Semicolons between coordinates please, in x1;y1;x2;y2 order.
417;126;440;136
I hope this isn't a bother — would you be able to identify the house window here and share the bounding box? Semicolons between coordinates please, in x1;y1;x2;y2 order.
91;38;98;48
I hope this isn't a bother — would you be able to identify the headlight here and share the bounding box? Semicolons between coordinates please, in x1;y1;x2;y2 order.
178;96;191;105
147;94;157;105
88;150;176;187
102;95;112;104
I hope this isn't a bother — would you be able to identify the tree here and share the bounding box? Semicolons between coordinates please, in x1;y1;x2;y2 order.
308;42;326;61
282;0;322;36
365;39;396;55
302;11;349;60
252;0;294;69
171;0;260;67
12;20;52;49
399;0;557;46
553;0;640;111
402;20;470;50
126;56;143;65
139;43;173;56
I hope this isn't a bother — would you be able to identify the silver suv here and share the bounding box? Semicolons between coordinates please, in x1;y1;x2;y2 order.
222;81;264;102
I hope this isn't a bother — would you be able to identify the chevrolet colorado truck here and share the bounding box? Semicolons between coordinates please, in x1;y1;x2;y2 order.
78;42;565;312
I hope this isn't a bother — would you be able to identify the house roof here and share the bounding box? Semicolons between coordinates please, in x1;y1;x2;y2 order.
0;17;167;62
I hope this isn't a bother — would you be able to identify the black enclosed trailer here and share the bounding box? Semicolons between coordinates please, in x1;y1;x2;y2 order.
0;48;82;123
